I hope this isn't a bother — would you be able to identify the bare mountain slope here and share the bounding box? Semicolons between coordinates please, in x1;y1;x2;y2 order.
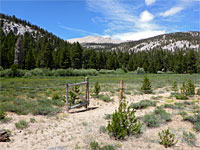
67;36;122;44
72;32;200;51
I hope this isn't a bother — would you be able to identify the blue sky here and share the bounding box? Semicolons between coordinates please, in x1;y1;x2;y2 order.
1;0;200;41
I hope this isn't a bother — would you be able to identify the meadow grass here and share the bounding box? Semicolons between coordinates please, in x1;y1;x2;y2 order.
0;73;200;115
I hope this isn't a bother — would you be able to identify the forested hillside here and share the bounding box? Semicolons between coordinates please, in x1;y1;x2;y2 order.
0;13;200;73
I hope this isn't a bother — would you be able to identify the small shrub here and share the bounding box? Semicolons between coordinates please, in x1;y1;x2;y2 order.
15;120;29;129
130;100;156;109
90;141;115;150
106;100;142;140
144;113;160;127
144;108;171;127
157;71;164;74
194;122;200;132
178;111;187;117
186;80;195;96
182;131;196;146
0;110;11;123
155;108;171;122
141;76;152;94
158;128;178;148
24;72;33;77
104;114;112;120
69;85;80;106
10;64;20;77
94;81;101;96
30;68;44;76
90;141;99;150
30;118;36;123
0;110;6;120
180;80;195;96
97;94;113;102
171;81;178;92
33;105;60;116
52;93;60;100
181;82;187;96
136;67;145;74
99;126;106;133
175;93;188;100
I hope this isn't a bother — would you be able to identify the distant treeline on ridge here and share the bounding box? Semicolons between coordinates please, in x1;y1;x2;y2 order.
0;13;200;73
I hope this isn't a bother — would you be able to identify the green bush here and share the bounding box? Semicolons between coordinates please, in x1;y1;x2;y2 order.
144;113;160;127
180;80;195;96
158;128;178;148
155;108;171;122
175;93;188;100
144;107;171;127
99;126;106;133
106;100;142;140
104;114;112;120
99;69;115;74
182;131;196;146
69;85;80;106
97;94;113;102
186;80;195;96
15;120;29;129
90;141;99;150
33;105;60;115
24;72;33;77
141;76;152;94
90;141;115;150
130;100;156;109
30;118;36;123
0;110;11;123
0;110;6;120
94;81;101;96
136;67;145;74
194;122;200;132
171;81;178;92
157;71;164;74
30;68;45;76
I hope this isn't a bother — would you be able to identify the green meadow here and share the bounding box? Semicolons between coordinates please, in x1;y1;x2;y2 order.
0;73;200;116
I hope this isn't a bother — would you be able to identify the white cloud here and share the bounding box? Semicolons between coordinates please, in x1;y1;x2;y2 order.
112;30;165;41
139;10;154;22
86;0;165;41
160;7;184;17
145;0;156;6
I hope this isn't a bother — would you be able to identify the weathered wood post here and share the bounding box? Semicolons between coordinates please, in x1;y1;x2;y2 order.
119;80;124;107
85;77;89;108
66;83;69;111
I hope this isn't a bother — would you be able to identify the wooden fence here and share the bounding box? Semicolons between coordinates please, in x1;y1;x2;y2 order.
65;77;89;111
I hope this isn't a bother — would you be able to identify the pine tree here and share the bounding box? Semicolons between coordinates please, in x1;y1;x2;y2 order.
70;42;83;69
25;49;35;70
141;76;152;94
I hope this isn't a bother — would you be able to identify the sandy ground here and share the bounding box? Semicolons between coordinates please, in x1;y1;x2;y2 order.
1;88;200;150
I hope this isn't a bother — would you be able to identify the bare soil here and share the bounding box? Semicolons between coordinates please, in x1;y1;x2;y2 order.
1;88;200;150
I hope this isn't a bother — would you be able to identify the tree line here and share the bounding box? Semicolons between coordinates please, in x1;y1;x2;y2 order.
0;14;200;73
1;28;200;73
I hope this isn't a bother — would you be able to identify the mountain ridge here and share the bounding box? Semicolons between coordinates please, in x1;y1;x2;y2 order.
73;31;200;51
67;36;122;44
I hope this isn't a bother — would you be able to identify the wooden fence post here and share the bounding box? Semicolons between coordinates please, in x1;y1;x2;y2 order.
66;83;69;111
85;77;89;108
119;80;124;107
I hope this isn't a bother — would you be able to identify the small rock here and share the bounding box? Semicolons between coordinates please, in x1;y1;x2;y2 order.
0;129;10;142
